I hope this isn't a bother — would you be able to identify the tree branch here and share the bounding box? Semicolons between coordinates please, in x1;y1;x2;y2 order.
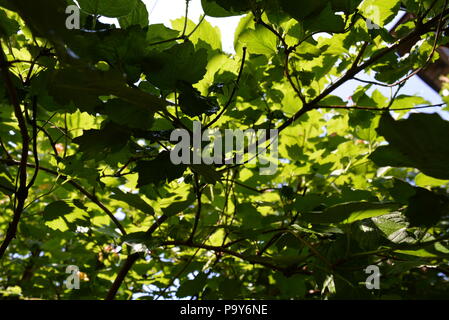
160;240;312;274
204;47;247;129
105;214;169;300
277;9;449;133
0;159;126;235
0;44;30;259
316;103;446;112
187;173;202;243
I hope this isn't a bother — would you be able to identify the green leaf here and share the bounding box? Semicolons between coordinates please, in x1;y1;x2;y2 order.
332;0;363;12
171;18;222;52
302;202;400;224
121;232;160;253
273;273;306;298
293;194;325;213
135;151;187;187
73;123;130;161
320;95;346;106
177;272;208;298
359;0;401;27
0;176;14;196
201;0;238;17
49;67;166;114
146;24;180;46
161;193;196;217
122;231;148;244
8;0;69;41
389;179;416;204
370;113;449;180
83;27;149;82
178;82;219;117
143;42;208;89
372;213;409;243
237;25;278;56
78;0;138;18
118;0;148;28
43;201;74;221
203;0;250;16
415;173;449;188
190;164;222;184
101;99;153;129
405;188;448;228
278;0;329;21
0;9;19;37
110;188;154;215
237;202;263;227
218;278;242;299
395;249;439;258
303;3;345;33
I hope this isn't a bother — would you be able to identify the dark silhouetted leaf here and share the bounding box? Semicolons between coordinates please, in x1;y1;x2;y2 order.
135;151;187;187
43;201;74;221
370;113;449;179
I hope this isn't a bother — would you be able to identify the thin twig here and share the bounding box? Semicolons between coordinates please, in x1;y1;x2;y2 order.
0;159;127;235
204;47;247;129
105;214;169;300
277;9;449;133
316;103;446;111
188;173;202;242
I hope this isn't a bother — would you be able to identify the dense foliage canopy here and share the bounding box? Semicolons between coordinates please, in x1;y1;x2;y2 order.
1;0;449;300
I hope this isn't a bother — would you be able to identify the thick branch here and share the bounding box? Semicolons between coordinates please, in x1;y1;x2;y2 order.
0;44;30;259
105;214;169;300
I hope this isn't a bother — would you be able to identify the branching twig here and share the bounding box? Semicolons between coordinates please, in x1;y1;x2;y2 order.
204;47;247;129
105;214;170;300
277;9;449;133
161;241;290;272
0;159;127;235
188;173;202;243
